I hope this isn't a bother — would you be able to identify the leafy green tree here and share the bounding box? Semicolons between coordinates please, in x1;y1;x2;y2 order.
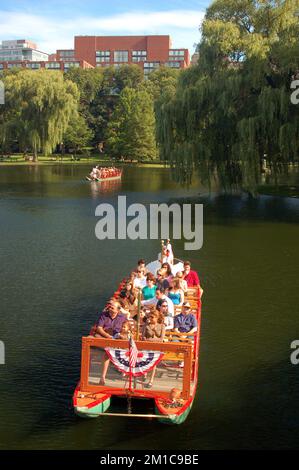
146;66;179;99
106;87;157;160
2;69;79;160
63;113;93;154
156;0;299;191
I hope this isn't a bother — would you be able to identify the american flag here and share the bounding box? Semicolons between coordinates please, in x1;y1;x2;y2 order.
129;336;138;368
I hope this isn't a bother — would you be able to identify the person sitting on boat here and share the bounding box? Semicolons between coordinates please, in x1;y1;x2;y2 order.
167;279;184;306
161;262;173;283
95;300;127;339
136;258;148;276
142;310;165;342
157;301;174;330
95;301;128;386
141;287;174;317
183;261;200;287
113;320;131;339
90;167;98;180
155;288;174;316
120;281;138;307
133;269;147;290
173;302;197;337
142;273;157;300
156;269;170;291
119;292;136;318
163;388;184;408
142;311;165;388
174;271;188;293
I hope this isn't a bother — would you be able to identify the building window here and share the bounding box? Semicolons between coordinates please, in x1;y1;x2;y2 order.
8;63;22;68
143;62;160;74
132;50;147;62
0;64;3;69
96;51;110;63
45;62;61;69
26;63;41;69
169;50;185;56
59;50;74;57
113;50;128;63
165;62;181;68
64;62;80;69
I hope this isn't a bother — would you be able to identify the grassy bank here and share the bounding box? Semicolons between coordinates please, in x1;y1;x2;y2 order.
0;155;168;168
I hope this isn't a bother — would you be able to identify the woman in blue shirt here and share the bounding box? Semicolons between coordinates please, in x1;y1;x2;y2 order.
168;279;184;306
142;273;157;300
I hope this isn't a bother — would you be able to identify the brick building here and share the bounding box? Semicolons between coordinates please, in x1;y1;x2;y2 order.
0;59;93;72
74;35;190;74
0;35;190;74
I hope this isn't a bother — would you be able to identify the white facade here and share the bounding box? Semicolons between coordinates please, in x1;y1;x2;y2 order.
0;40;48;62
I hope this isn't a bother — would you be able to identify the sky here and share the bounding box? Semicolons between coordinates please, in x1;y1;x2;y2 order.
0;0;211;54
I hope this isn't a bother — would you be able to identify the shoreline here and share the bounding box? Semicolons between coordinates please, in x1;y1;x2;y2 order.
0;160;169;168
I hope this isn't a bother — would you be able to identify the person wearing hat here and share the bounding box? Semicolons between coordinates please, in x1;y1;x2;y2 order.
174;302;197;336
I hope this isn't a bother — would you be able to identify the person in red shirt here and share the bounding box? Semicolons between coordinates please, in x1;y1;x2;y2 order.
183;261;200;287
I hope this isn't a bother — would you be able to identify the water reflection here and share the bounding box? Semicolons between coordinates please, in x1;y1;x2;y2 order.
89;179;122;199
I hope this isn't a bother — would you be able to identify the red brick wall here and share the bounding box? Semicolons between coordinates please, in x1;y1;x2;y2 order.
146;36;170;62
75;35;176;66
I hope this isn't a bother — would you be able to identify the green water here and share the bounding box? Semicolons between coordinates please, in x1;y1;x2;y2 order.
0;164;299;450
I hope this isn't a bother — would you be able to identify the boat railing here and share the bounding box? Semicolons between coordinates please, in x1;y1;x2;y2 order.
79;336;194;400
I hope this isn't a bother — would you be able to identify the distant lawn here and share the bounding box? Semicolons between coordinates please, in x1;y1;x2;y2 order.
0;154;169;167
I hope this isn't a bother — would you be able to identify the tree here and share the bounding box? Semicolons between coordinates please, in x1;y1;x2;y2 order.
146;66;179;99
106;87;157;160
156;0;299;191
63;113;93;154
2;69;79;160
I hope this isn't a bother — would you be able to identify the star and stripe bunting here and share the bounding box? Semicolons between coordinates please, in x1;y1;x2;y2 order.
105;344;164;377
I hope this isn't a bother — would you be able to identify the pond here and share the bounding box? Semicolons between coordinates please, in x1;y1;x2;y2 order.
0;164;299;449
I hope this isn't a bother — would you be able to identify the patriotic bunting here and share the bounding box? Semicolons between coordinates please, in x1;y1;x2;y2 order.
105;346;164;377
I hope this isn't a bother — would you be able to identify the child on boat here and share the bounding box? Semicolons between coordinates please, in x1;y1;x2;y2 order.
113;320;131;339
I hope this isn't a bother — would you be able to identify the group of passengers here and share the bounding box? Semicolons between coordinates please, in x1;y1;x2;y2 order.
89;166;121;180
94;254;201;386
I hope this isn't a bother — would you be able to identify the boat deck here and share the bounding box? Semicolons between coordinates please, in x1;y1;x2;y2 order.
89;349;196;393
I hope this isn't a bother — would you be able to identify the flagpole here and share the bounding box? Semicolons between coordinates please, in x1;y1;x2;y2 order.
161;239;164;264
136;288;141;340
134;289;142;390
128;334;132;393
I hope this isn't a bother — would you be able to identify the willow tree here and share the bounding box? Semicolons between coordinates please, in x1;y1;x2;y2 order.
156;0;299;191
106;86;157;160
2;69;79;160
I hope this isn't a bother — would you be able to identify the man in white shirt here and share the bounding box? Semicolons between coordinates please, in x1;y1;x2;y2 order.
158;300;174;330
141;288;174;317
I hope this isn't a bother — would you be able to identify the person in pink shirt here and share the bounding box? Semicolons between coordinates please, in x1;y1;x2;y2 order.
183;261;200;287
